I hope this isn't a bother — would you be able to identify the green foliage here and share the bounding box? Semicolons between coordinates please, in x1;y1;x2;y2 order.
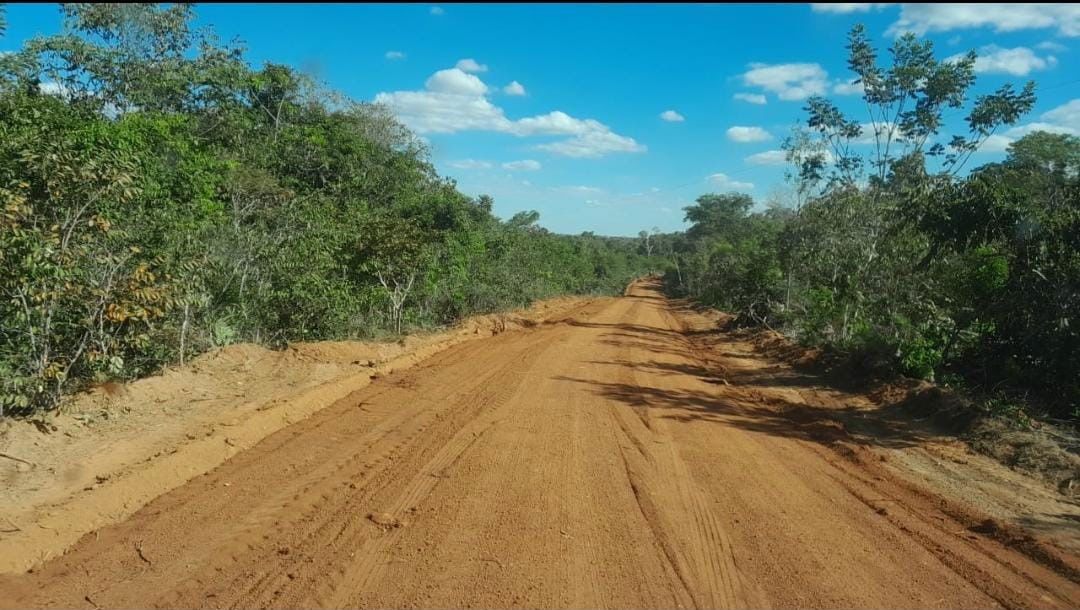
669;23;1077;420
0;4;657;415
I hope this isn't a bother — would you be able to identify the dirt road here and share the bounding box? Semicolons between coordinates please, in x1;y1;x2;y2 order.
3;280;1078;608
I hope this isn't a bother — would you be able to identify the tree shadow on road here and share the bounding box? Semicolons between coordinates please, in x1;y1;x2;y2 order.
558;314;957;453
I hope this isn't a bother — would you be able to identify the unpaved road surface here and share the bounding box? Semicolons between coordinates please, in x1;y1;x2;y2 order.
3;280;1078;609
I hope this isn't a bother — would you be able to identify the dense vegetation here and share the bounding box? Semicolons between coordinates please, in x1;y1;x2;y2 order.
0;4;658;415
3;6;1075;427
665;25;1079;421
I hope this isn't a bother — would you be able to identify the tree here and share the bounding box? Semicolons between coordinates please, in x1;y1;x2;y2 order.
354;215;430;334
801;24;1035;189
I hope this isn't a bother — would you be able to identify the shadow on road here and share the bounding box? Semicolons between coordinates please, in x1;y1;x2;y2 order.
555;299;948;453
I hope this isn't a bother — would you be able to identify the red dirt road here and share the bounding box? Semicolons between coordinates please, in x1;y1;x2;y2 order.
2;281;1077;608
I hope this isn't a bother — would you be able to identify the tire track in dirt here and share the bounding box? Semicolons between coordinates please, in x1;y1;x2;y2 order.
658;289;1080;609
2;282;1078;609
0;313;590;609
313;331;557;608
597;296;766;609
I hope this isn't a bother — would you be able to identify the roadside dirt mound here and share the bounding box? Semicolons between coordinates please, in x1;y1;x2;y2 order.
748;328;825;368
0;295;599;574
733;325;1080;495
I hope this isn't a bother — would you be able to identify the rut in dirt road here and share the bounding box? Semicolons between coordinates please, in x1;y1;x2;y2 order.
2;281;1078;609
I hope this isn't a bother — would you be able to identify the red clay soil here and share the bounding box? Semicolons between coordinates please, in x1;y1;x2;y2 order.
1;280;1077;608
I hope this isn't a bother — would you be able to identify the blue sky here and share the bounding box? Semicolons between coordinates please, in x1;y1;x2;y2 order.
3;3;1079;236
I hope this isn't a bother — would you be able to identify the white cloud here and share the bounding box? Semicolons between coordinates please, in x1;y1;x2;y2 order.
854;121;904;145
512;111;593;136
707;172;754;191
514;111;647;158
1039;98;1080;131
660;110;685;122
503;80;526;96
970;99;1080;153
833;78;865;96
1037;41;1068;53
888;4;1080;38
430;6;445;16
455;58;489;73
39;81;64;96
745;150;788;166
376;67;644;158
38;81;74;98
385;51;406;60
574;186;604;193
660;206;673;213
502;159;542;171
536;129;645;158
948;45;1057;75
726;126;772;143
733;92;767;105
374;88;511;134
425;68;488;96
650;187;661;193
742;63;828;101
448;159;494;170
980;134;1014;153
1005;122;1079;138
811;3;894;13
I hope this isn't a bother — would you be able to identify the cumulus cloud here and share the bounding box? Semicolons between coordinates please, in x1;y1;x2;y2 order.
854;121;904;145
502;159;542;171
979;134;1014;153
503;80;526;96
448;159;493;170
833;78;865;96
742;62;828;101
558;185;606;196
425;68;488;96
1041;98;1080;131
887;4;1080;38
1004;121;1079;139
455;58;489;73
745;150;788;166
39;81;69;96
963;99;1080;154
375;69;645;158
385;51;406;60
535;128;645;158
811;3;894;13
660;110;685;122
1037;41;1068;53
733;92;767;105
948;45;1057;75
707;172;754;191
726;126;772;143
374;87;510;134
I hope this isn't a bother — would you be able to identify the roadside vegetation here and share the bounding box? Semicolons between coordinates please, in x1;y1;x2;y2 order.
0;4;659;415
663;25;1079;425
2;5;1075;436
